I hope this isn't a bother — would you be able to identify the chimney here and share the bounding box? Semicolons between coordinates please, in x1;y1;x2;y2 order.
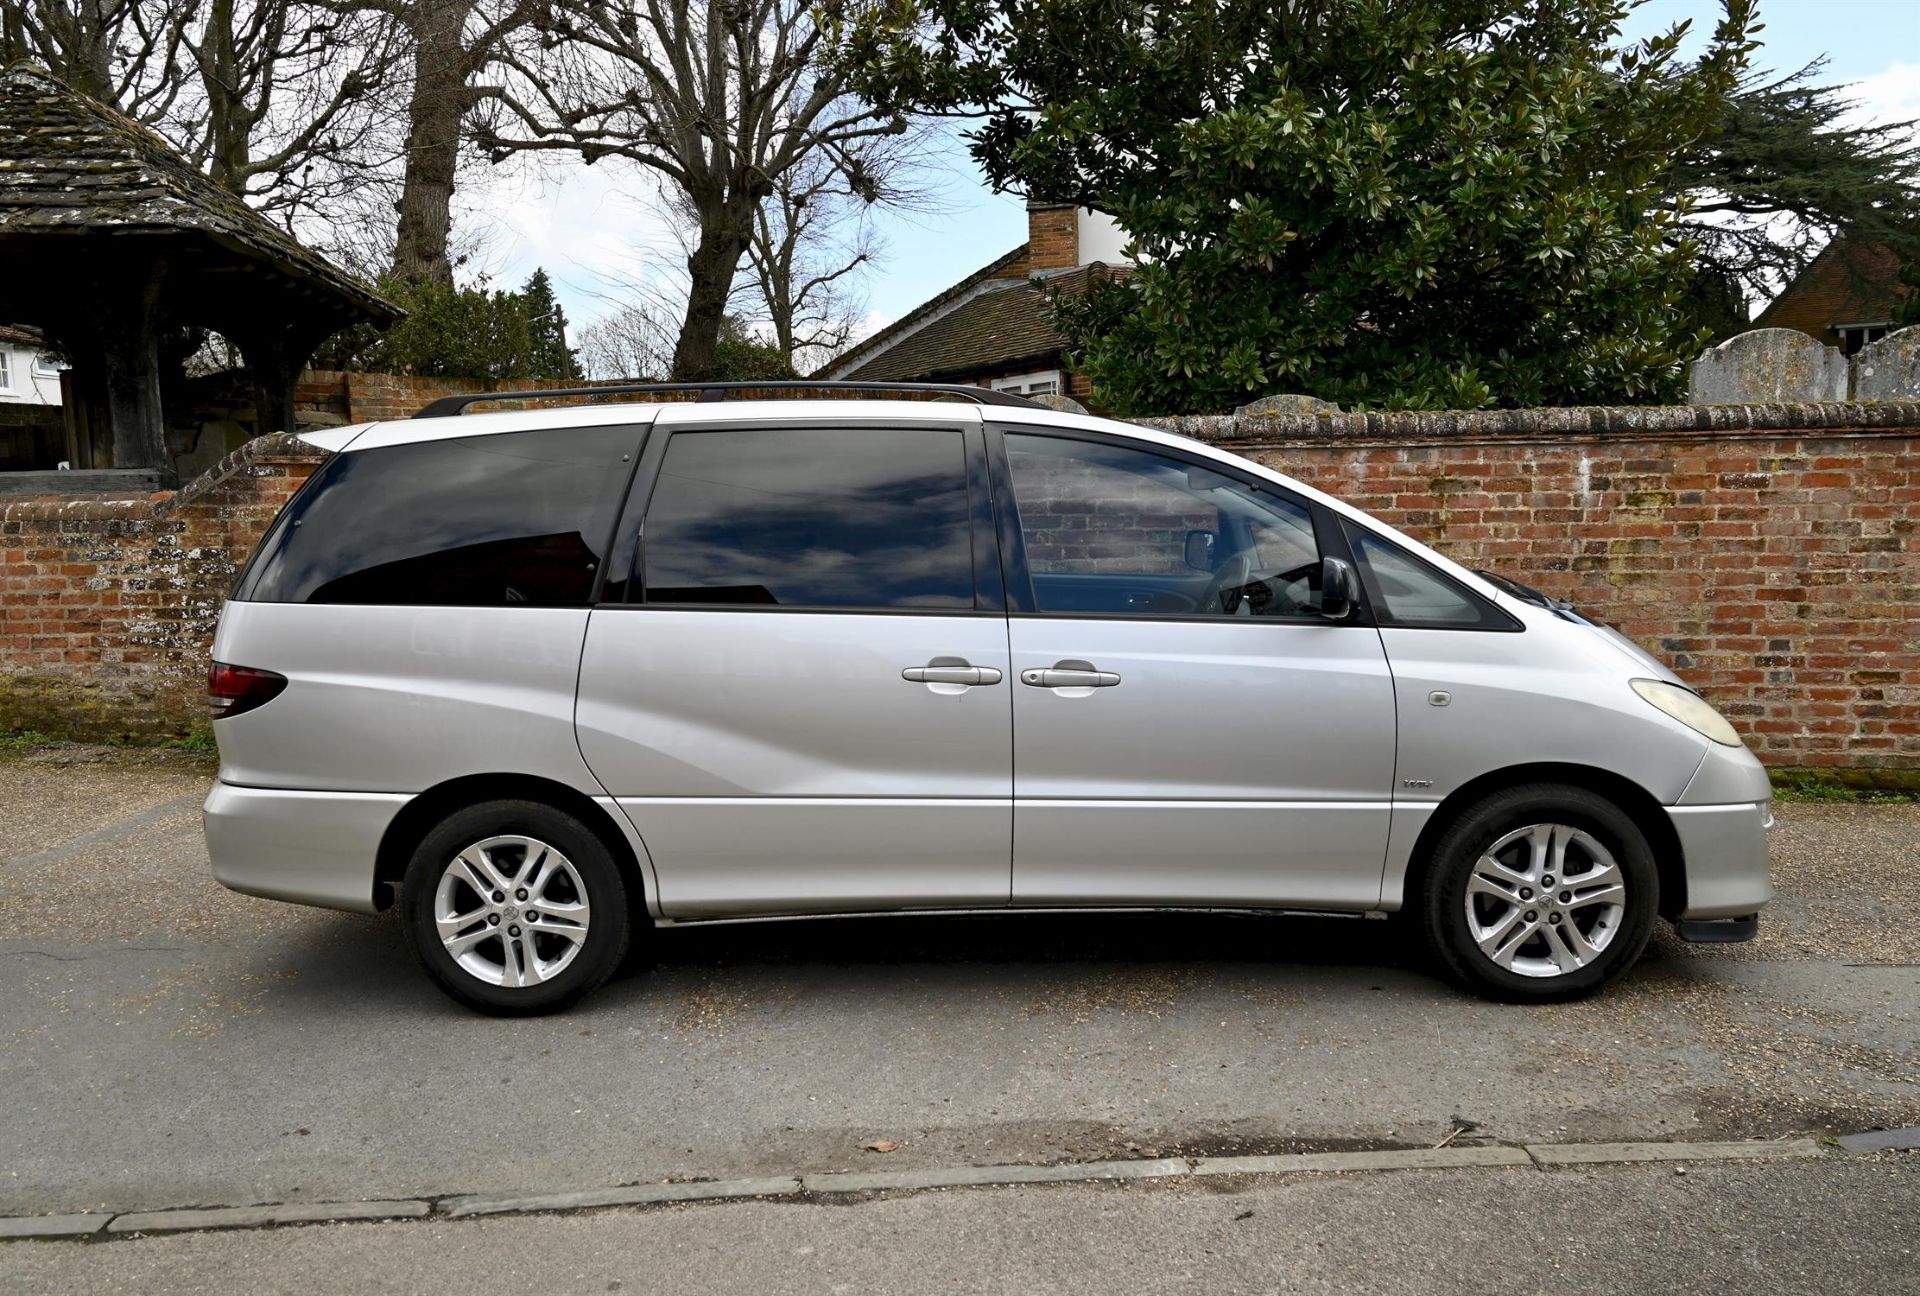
1027;200;1078;272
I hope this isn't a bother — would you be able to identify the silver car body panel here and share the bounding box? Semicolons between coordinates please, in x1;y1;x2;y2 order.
211;602;605;796
203;781;407;912
205;398;1772;933
575;608;1014;916
1006;616;1395;909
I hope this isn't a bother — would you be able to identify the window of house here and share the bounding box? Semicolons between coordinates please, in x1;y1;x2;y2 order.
0;350;13;391
240;425;641;606
32;352;60;378
641;426;975;611
1004;432;1327;619
991;370;1062;398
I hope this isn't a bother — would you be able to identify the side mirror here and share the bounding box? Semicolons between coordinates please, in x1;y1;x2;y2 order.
1184;529;1217;572
1320;556;1356;620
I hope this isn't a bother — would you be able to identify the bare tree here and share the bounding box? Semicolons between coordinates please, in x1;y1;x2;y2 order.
0;0;187;122
574;297;675;379
384;0;544;284
3;0;406;225
472;0;906;379
745;153;870;372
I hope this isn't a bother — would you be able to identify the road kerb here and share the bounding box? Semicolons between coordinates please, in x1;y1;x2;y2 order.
106;1200;431;1235
1525;1139;1825;1167
442;1177;802;1218
802;1158;1192;1195
1191;1146;1532;1176
0;1214;110;1241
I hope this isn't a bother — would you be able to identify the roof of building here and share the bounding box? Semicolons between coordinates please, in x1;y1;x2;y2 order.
1755;238;1910;338
0;62;398;324
0;323;44;347
832;260;1123;382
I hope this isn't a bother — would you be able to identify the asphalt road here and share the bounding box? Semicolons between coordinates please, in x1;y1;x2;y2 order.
2;748;1917;1222
4;1158;1916;1295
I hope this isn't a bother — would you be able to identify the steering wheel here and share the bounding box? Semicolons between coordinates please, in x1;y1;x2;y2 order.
1195;556;1320;617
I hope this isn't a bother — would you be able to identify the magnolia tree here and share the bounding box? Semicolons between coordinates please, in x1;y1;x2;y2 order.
840;0;1758;412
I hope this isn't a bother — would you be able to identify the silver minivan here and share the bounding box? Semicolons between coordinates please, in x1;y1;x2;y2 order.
204;385;1772;1014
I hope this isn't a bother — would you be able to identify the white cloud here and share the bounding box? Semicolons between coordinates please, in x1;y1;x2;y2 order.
1840;61;1920;131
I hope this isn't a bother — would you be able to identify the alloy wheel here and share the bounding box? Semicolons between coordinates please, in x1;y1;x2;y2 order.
432;835;592;988
1463;823;1627;979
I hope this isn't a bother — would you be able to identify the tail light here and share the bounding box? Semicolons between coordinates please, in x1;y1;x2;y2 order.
207;662;288;720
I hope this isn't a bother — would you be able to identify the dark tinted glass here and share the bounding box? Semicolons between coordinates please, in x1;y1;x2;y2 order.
642;427;973;610
242;426;638;606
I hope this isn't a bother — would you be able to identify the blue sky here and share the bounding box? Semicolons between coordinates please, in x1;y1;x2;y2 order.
487;1;1920;342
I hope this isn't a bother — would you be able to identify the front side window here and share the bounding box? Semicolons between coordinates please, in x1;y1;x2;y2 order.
0;350;12;391
1004;432;1326;618
641;426;974;610
1346;527;1492;627
242;425;639;606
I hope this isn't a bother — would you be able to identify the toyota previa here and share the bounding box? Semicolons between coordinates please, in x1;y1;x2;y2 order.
203;384;1771;1013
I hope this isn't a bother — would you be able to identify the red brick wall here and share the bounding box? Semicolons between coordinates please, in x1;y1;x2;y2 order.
2;402;1915;778
1;434;323;740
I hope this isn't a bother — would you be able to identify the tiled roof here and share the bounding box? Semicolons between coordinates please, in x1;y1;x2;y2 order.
0;323;44;346
836;262;1124;382
0;62;399;323
1755;238;1909;343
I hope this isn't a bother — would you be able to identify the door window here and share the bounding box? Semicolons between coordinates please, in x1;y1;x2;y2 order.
642;426;974;610
240;425;639;606
1004;433;1325;618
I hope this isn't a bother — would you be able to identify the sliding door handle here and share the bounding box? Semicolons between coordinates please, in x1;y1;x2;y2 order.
902;663;1003;686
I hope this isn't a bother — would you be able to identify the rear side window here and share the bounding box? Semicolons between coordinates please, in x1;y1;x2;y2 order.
640;426;973;610
240;426;639;606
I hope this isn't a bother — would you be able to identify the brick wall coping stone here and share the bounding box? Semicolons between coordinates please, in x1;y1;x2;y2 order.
1140;401;1920;446
1;433;319;523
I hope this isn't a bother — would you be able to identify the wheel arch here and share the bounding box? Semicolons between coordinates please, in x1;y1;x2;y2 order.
373;773;649;915
1396;763;1685;920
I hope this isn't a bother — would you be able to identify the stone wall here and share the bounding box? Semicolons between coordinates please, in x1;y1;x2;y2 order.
2;401;1916;780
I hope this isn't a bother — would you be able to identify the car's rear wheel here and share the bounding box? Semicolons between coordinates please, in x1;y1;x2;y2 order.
400;799;630;1015
1422;784;1658;1002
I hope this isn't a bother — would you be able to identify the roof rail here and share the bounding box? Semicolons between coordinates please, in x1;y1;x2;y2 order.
411;380;1047;419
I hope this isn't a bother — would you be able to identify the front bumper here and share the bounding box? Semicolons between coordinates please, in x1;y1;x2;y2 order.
1666;798;1774;921
203;781;409;914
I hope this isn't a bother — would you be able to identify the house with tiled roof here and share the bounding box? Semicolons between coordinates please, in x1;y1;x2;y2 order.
820;202;1130;404
1755;238;1912;356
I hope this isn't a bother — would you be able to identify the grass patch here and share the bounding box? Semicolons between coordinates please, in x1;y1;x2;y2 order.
1771;771;1920;804
0;728;54;754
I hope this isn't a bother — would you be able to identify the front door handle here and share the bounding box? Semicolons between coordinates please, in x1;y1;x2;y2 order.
902;662;1003;686
1021;664;1121;688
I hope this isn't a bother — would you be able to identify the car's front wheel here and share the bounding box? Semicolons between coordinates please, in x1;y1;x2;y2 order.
1422;784;1658;1001
399;799;631;1015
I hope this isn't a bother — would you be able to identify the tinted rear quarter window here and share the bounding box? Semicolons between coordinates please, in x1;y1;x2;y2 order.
640;426;974;610
241;426;639;606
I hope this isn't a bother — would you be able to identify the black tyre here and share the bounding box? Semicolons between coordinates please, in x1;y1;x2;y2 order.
399;799;632;1015
1422;784;1658;1002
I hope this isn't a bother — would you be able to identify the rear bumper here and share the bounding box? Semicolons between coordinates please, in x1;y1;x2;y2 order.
1667;799;1774;921
203;781;409;914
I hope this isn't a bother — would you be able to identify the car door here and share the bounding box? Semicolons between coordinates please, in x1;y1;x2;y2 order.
993;426;1397;909
575;408;1013;918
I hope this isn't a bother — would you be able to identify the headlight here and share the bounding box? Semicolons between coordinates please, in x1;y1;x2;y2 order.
1631;679;1742;746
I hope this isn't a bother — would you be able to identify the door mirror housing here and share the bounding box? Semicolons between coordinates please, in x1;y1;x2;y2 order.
1184;529;1218;572
1320;556;1356;620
